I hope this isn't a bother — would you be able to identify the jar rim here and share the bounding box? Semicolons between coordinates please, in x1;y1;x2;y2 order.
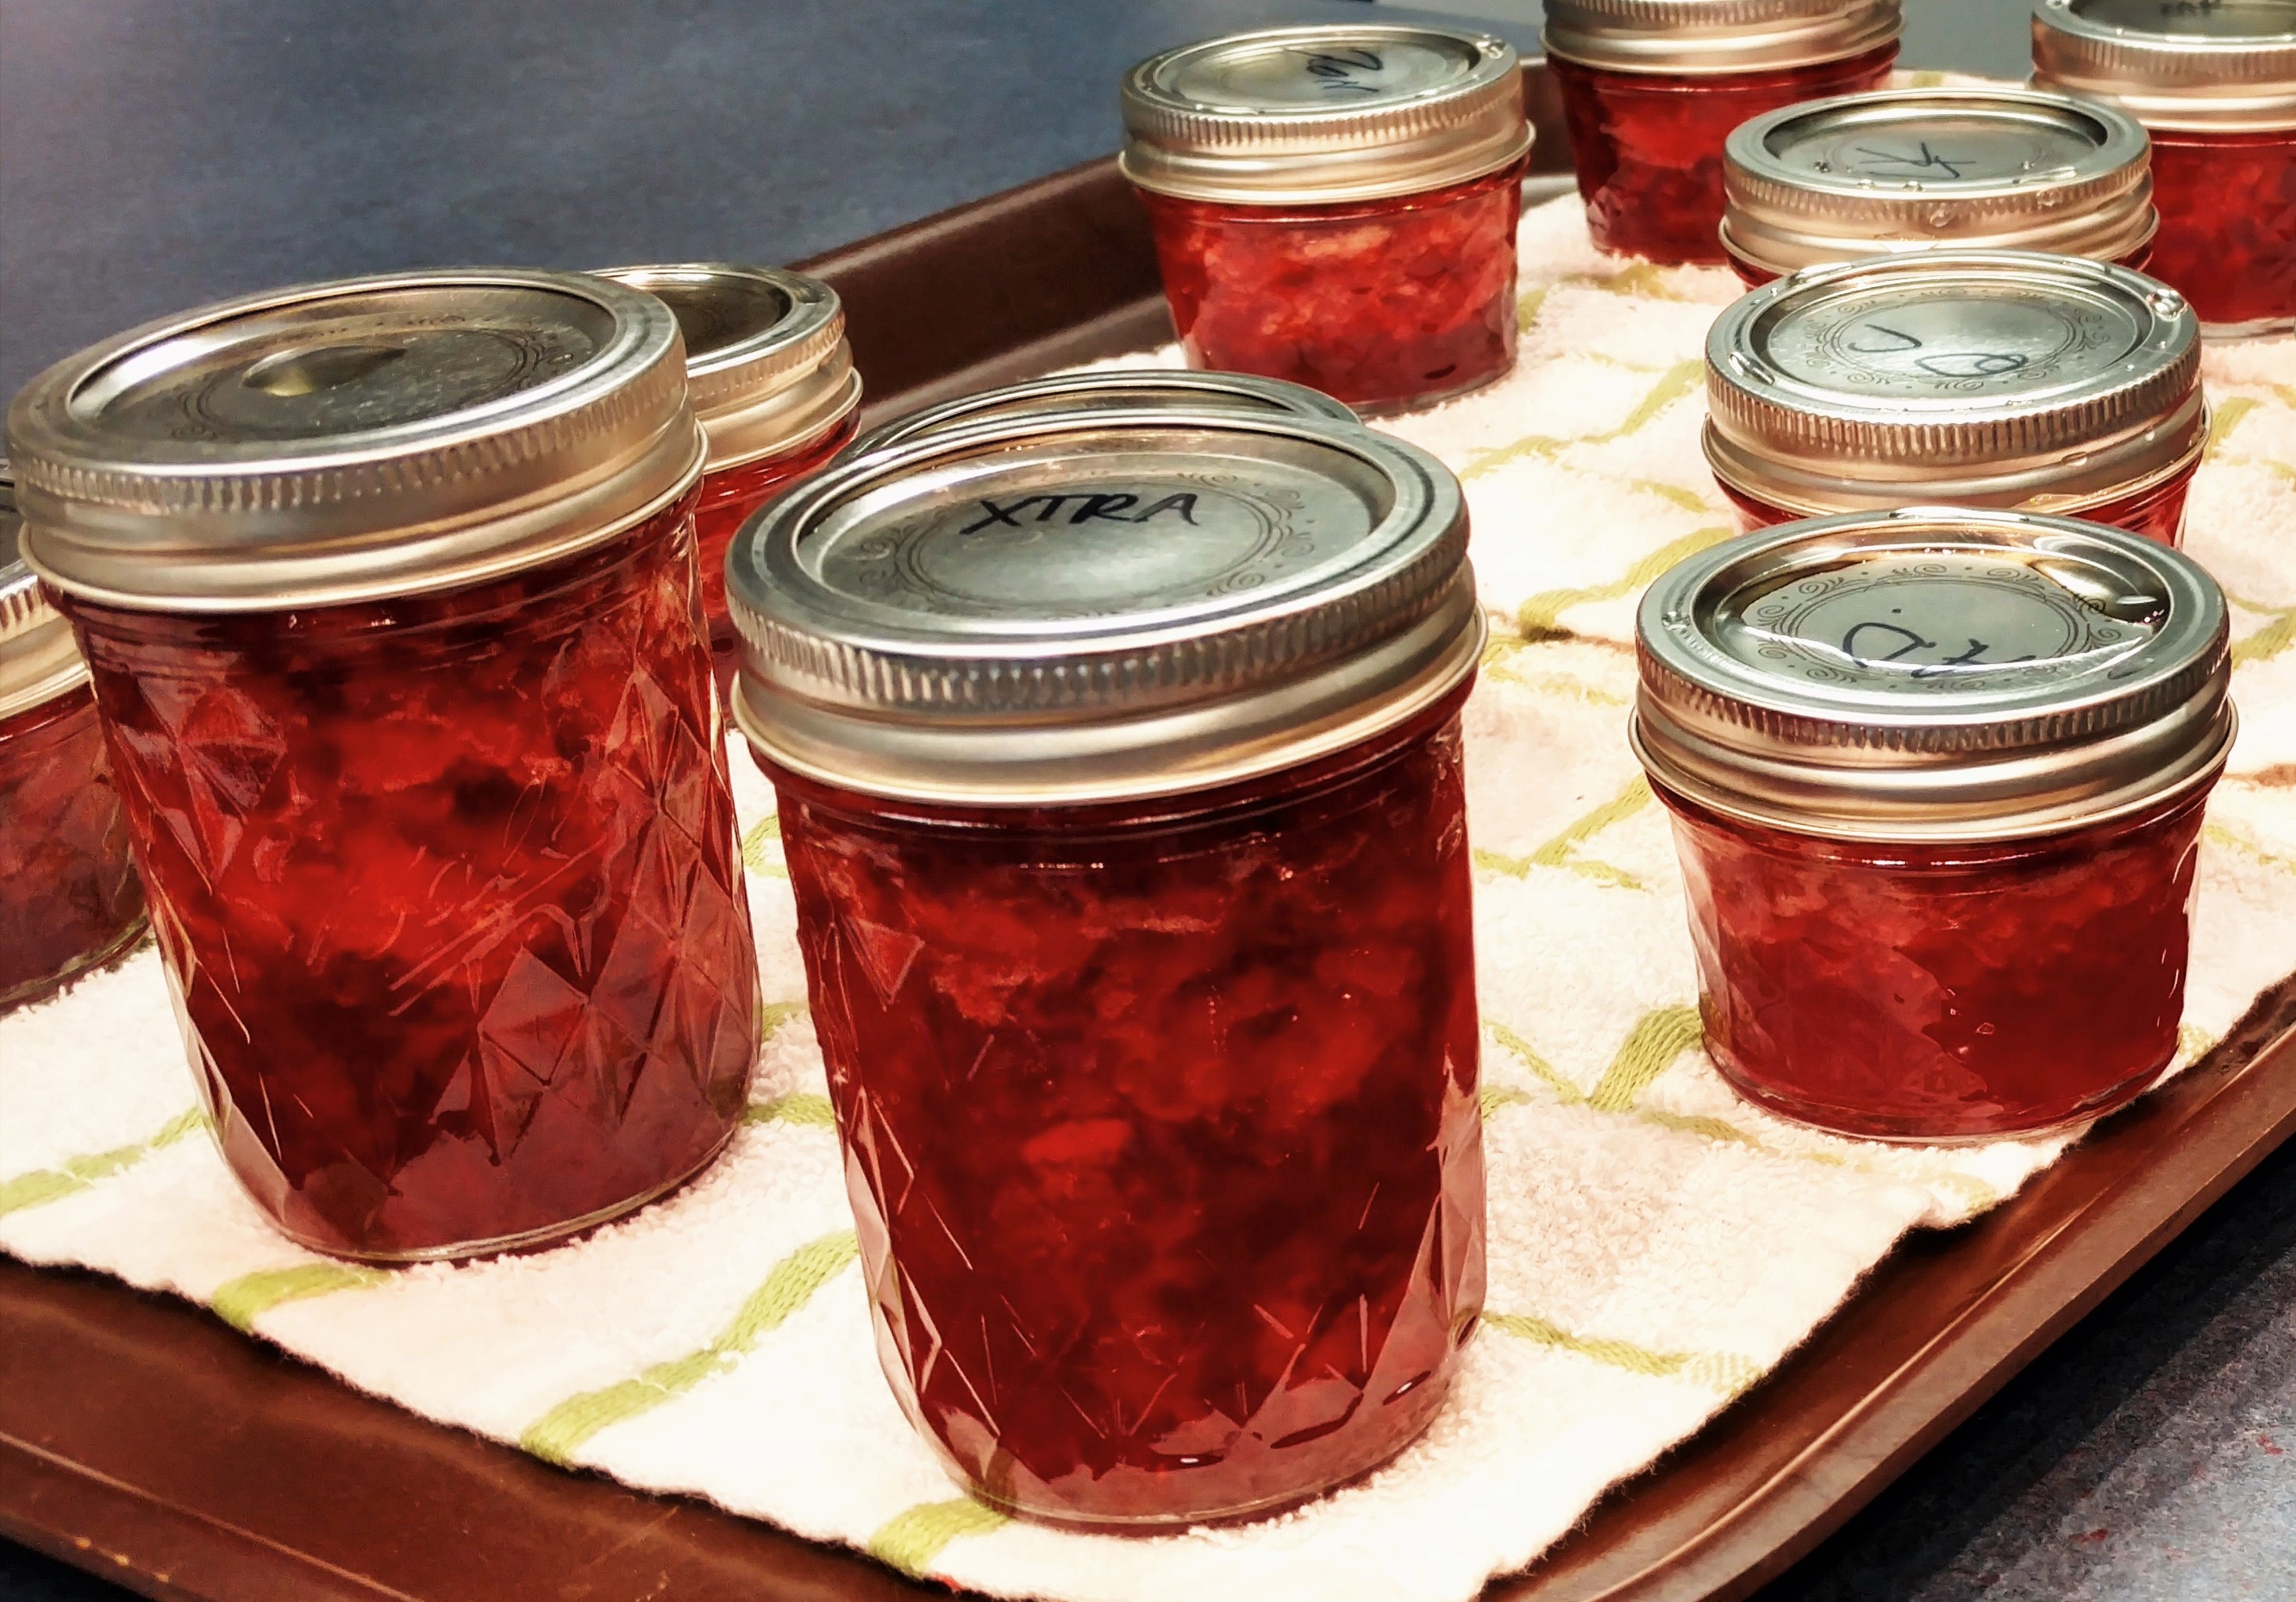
845;371;1359;458
2032;0;2296;131
0;465;89;720
1543;0;1902;74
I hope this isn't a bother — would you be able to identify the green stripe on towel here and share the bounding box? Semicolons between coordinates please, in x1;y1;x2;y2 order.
0;1107;209;1223
211;1264;389;1332
866;1496;1010;1579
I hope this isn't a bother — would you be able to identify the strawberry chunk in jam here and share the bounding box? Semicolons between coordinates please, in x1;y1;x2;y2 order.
0;685;145;1011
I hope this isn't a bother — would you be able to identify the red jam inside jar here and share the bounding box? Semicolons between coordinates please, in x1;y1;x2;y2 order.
770;692;1483;1525
2143;128;2296;334
691;412;859;681
1550;45;1897;265
0;685;145;1011
60;497;759;1260
1657;785;2206;1140
1634;509;2233;1143
726;405;1487;1524
1715;460;2199;547
1137;162;1526;415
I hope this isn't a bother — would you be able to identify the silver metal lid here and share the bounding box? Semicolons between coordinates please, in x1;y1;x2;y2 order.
6;268;705;612
844;370;1359;458
1721;88;2157;277
1118;24;1532;204
1632;506;2233;842
594;263;859;470
1705;250;2203;518
1544;0;1902;74
2033;0;2296;131
0;463;91;721
726;409;1482;806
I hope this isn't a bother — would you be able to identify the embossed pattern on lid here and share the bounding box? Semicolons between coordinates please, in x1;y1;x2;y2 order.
5;268;704;612
845;371;1359;458
1721;88;2157;276
2033;0;2296;131
594;264;859;469
1120;24;1531;203
726;409;1482;804
1544;0;1901;74
0;465;91;720
1705;250;2203;515
1632;506;2233;840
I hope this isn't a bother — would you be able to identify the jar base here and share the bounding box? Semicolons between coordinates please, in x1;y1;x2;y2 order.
0;916;152;1016
1713;1054;2172;1147
1348;361;1514;420
260;1121;742;1265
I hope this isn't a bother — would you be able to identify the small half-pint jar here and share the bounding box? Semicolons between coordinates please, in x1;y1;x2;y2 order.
1720;87;2158;285
844;368;1359;457
7;269;761;1262
727;409;1487;1526
1120;24;1532;415
0;465;145;1012
1706;250;2205;544
1543;0;1902;264
595;263;860;681
1632;507;2233;1142
2033;0;2296;336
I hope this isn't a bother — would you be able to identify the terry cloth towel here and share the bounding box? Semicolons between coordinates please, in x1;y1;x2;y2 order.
13;196;2296;1602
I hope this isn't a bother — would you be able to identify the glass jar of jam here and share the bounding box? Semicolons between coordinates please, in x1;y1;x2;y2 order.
596;263;859;685
725;409;1487;1526
1721;87;2158;284
1706;250;2205;544
6;270;760;1262
1543;0;1902;265
2033;0;2296;337
0;465;146;1012
1119;25;1533;415
845;368;1358;456
1633;506;2233;1142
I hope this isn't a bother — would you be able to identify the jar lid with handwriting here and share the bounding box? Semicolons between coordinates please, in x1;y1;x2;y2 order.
1544;0;1902;74
725;408;1480;804
0;464;89;721
1721;88;2156;278
594;263;859;470
1632;505;2233;841
1704;250;2202;517
5;268;701;611
846;371;1359;458
1119;24;1531;205
2032;0;2296;131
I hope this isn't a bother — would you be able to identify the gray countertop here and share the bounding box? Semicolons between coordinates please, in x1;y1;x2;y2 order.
2;3;2291;1600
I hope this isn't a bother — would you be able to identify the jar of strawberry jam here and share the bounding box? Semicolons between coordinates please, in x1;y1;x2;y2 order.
1634;506;2233;1142
1721;87;2158;284
6;270;760;1261
2033;0;2296;336
726;409;1487;1526
1544;0;1902;264
1706;250;2205;544
1120;25;1532;415
845;368;1358;456
0;465;145;1012
597;263;859;683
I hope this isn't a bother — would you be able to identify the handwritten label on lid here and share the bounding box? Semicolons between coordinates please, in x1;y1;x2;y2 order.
1760;282;2147;396
1161;34;1477;110
2073;0;2296;39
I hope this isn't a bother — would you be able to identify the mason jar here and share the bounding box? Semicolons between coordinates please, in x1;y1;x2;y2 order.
1705;250;2205;544
0;464;145;1012
1633;506;2233;1141
1721;87;2158;283
7;270;761;1261
1543;0;1902;264
1120;24;1532;414
726;408;1487;1526
596;263;860;684
845;368;1358;457
2033;0;2296;336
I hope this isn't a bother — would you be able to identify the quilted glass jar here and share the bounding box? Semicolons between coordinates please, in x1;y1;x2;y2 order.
1720;87;2158;283
1706;250;2205;543
1543;0;1900;264
2033;0;2296;336
6;270;760;1262
1120;24;1532;415
1633;507;2233;1141
727;410;1487;1527
597;264;859;688
0;465;145;1013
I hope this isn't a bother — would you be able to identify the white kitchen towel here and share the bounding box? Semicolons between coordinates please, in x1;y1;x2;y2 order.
12;190;2296;1602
